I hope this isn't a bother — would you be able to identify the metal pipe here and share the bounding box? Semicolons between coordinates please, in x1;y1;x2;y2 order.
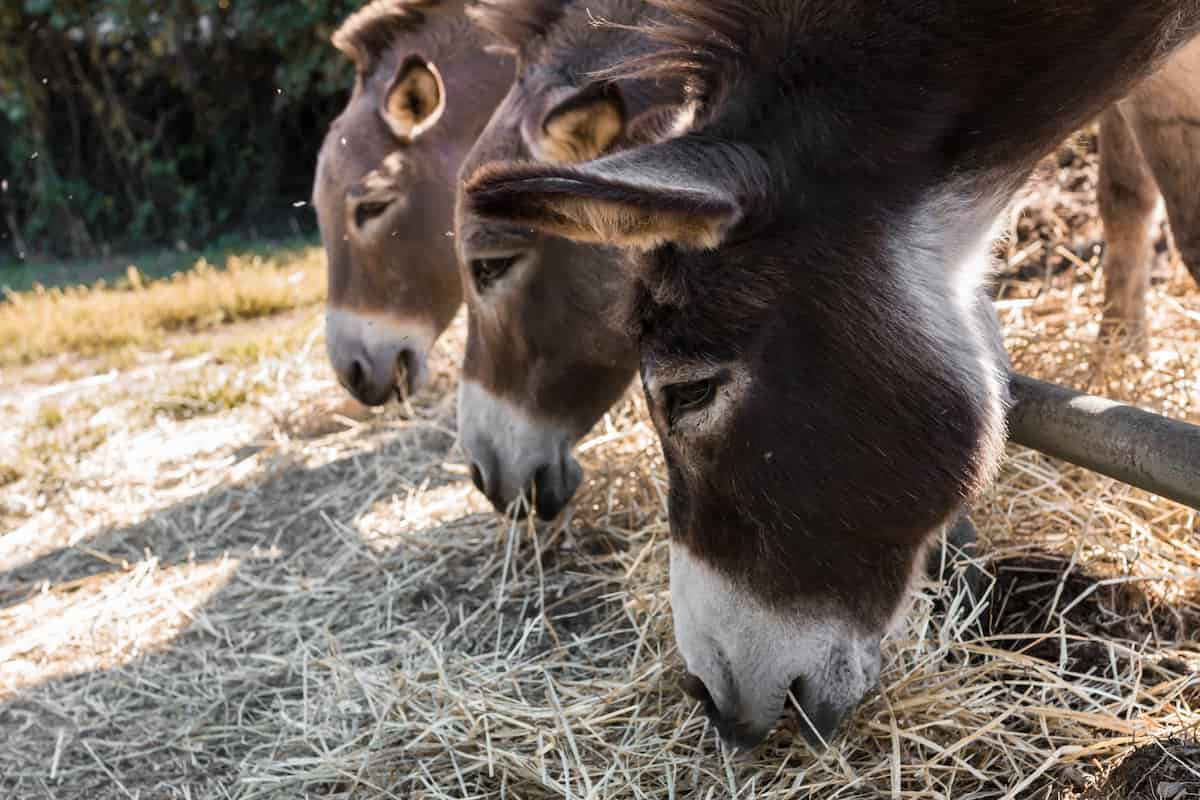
1006;374;1200;511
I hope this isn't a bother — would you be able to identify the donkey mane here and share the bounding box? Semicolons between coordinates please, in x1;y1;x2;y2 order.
608;0;773;116
333;0;446;72
623;1;1200;145
466;0;568;55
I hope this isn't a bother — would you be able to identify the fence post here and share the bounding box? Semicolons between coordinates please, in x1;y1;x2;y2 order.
1007;374;1200;511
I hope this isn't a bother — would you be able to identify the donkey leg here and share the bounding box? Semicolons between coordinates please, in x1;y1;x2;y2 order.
1127;104;1200;292
1097;105;1158;346
925;511;986;606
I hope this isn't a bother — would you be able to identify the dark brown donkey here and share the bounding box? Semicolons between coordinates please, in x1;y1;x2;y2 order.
453;0;683;518
314;0;511;405
464;1;1200;750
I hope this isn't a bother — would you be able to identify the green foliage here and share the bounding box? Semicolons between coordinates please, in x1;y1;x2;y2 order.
0;0;360;260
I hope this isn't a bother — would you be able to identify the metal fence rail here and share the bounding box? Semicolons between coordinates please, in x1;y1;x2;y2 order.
1007;374;1200;511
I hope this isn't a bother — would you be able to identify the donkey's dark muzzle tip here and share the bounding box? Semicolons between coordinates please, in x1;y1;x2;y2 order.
786;678;844;751
494;497;532;521
331;344;422;408
679;673;773;753
530;454;583;520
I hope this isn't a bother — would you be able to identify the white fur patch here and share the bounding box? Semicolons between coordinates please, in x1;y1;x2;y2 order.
669;543;882;747
457;380;575;504
892;188;1010;496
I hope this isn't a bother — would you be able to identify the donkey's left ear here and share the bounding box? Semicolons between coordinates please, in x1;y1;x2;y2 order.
465;139;766;252
537;82;626;163
382;55;446;142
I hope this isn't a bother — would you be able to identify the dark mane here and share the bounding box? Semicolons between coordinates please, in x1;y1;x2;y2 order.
610;0;778;115
333;0;444;72
466;0;569;55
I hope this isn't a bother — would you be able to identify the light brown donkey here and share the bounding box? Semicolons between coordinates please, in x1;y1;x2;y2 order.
454;0;686;519
314;0;512;405
1099;38;1200;344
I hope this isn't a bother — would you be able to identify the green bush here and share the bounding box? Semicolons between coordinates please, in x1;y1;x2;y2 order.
0;0;360;259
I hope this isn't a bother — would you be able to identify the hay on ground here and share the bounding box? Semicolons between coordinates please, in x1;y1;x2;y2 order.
0;136;1198;798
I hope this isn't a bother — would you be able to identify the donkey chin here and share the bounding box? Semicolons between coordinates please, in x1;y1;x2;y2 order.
457;380;585;520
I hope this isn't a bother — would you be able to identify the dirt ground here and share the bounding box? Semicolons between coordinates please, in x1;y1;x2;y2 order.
1;137;1198;798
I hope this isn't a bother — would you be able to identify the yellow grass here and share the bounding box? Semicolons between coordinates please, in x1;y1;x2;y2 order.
0;247;327;367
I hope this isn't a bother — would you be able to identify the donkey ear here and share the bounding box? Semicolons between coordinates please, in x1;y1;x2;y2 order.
382;55;446;142
464;140;761;251
537;83;626;164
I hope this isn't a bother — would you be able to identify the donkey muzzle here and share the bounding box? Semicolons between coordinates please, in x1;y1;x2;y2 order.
458;380;585;519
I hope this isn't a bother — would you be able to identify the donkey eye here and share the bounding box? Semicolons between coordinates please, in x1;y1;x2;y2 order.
470;256;518;292
665;378;717;424
354;200;392;229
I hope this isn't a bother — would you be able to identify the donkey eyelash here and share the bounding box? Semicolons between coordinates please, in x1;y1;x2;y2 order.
471;255;519;292
665;377;718;425
354;200;393;229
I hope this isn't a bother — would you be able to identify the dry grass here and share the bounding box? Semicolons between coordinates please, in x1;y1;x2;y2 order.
0;246;326;369
1;137;1199;798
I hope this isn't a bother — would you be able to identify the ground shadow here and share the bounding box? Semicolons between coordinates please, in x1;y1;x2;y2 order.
986;548;1200;676
0;405;636;798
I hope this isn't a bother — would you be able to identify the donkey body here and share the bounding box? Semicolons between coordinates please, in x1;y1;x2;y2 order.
465;0;1200;749
314;0;511;405
1099;37;1200;342
454;0;684;518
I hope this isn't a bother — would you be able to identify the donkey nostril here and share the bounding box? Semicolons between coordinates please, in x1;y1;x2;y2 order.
531;464;548;492
681;673;714;705
788;677;805;712
395;348;416;394
470;463;485;493
347;358;367;392
682;673;722;725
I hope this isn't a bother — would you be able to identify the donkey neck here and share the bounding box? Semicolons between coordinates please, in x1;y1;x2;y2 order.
702;2;1200;193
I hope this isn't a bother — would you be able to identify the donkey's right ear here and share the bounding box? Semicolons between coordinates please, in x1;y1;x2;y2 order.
381;55;446;142
464;139;767;251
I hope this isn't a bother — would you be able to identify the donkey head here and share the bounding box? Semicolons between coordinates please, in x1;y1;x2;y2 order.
467;141;1011;747
453;0;677;519
315;0;508;405
464;0;1196;749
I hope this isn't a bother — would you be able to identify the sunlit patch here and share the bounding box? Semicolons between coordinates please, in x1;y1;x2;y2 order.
0;556;239;697
354;480;490;551
0;412;262;576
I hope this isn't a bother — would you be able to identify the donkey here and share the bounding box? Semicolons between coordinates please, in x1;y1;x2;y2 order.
1098;42;1200;343
313;0;511;405
463;0;1200;750
453;0;685;518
